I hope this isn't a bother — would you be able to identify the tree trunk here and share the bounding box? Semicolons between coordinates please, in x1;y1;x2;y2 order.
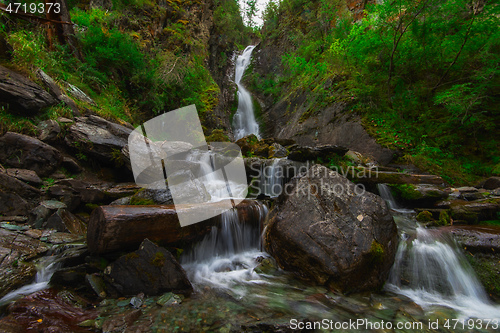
87;200;264;254
45;0;83;61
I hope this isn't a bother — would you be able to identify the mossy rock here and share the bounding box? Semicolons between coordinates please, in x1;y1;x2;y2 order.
390;184;423;201
416;211;434;222
438;209;451;226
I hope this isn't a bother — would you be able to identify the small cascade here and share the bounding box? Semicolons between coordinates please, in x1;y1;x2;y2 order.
378;183;500;319
0;255;60;306
259;158;285;198
377;183;414;214
186;148;247;201
181;201;269;297
233;45;259;140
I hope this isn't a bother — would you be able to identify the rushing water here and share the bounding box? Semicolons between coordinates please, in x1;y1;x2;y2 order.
0;254;60;306
233;45;259;140
378;184;500;319
181;201;268;298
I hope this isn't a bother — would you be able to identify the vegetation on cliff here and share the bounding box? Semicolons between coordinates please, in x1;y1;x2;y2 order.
255;0;499;185
0;0;250;133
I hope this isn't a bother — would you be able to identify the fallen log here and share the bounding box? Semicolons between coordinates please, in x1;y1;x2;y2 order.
87;200;264;255
349;168;444;185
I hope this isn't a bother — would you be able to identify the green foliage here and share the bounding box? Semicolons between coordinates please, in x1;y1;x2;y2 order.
416;211;434;223
206;129;230;142
259;0;499;185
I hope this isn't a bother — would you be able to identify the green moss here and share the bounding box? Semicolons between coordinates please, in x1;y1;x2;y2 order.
151;251;166;267
438;210;451;226
369;240;385;264
416;211;434;222
391;184;423;201
129;197;155;206
465;253;500;301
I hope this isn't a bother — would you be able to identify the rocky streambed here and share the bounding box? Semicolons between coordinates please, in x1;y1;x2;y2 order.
0;113;499;331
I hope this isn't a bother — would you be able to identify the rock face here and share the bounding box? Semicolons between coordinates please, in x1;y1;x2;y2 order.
265;164;398;292
0;65;57;114
442;225;500;253
483;177;500;190
106;239;192;296
65;115;132;163
0;172;40;215
0;132;62;177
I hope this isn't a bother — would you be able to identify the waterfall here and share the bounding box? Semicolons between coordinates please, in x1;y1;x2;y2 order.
377;184;500;319
233;45;260;140
259;158;284;198
181;201;269;297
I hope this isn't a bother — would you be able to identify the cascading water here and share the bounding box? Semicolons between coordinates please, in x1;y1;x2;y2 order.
259;159;284;198
0;255;60;306
233;45;259;140
181;201;269;297
378;184;500;319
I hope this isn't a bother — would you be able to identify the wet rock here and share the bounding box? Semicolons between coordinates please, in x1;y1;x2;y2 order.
0;289;98;332
269;143;287;158
50;264;88;288
130;187;173;205
29;200;67;228
45;209;87;234
65;115;131;164
390;184;450;207
442;225;500;253
101;309;142;332
38;119;61;142
44;232;83;244
265;164;398;292
449;199;500;224
156;292;182;306
0;65;57;114
106;239;193;296
86;273;107;298
0;132;62;177
0;228;49;297
5;168;43;186
288;144;348;162
483;177;500;190
254;256;278;275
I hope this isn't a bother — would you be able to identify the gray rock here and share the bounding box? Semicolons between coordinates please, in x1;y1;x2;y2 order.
65;116;132;164
0;132;62;177
106;239;193;296
5;168;43;185
0;228;48;298
65;82;95;105
269;142;287;158
264;164;398;292
0;172;40;215
0;65;57;114
36;69;80;116
45;209;87;234
61;156;82;174
38;119;61;142
443;225;500;253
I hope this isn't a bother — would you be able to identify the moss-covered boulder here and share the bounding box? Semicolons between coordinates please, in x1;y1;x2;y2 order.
265;165;398;293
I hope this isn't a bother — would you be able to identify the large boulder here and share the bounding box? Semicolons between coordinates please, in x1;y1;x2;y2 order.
0;65;57;114
265;164;398;292
65;115;132;164
0;172;40;215
0;132;62;177
105;239;192;296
